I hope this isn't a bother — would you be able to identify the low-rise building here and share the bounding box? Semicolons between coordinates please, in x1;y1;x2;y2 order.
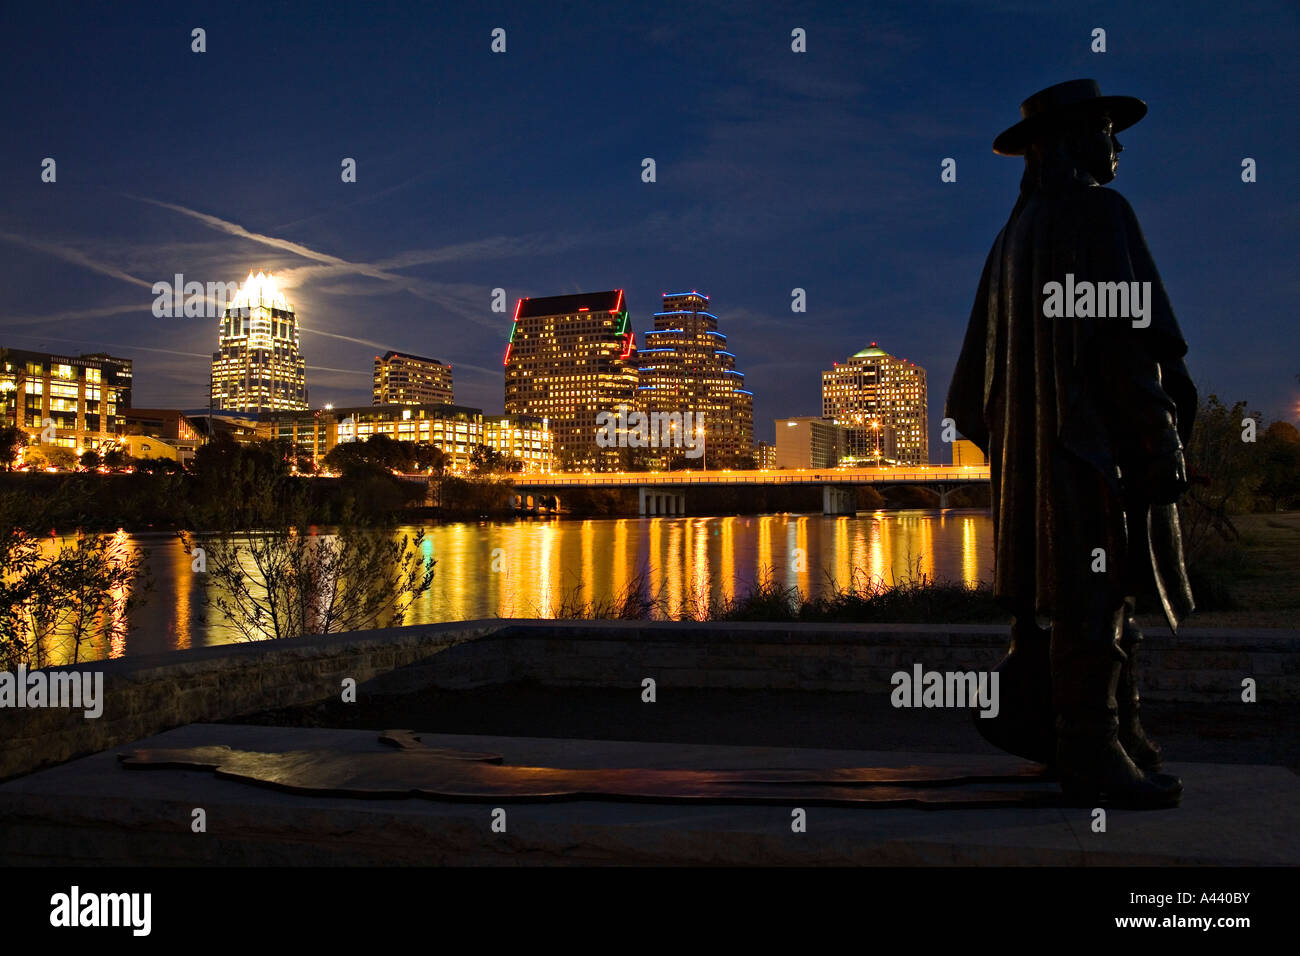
123;408;201;464
952;437;988;467
483;414;554;472
261;403;484;473
774;417;847;469
120;434;183;462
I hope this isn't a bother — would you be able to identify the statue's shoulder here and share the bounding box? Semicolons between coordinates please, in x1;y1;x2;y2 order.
1034;184;1140;237
1088;183;1136;209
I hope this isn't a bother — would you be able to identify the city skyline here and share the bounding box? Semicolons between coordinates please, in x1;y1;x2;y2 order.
1;2;1295;451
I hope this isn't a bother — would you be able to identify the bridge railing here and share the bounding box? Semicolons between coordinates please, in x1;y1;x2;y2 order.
512;467;990;487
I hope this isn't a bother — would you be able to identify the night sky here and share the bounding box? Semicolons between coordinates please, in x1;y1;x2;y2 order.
2;0;1295;454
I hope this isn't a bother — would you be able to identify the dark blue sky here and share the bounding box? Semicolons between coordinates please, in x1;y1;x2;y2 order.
2;0;1296;452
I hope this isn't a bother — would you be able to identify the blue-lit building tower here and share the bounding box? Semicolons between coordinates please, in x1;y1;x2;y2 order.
638;291;754;467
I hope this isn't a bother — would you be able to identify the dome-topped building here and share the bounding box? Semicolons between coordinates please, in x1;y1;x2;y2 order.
822;342;928;466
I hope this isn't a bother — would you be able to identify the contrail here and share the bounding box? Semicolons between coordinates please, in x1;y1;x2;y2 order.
0;233;153;289
1;302;145;328
305;365;369;376
0;331;207;358
124;195;412;287
297;325;393;350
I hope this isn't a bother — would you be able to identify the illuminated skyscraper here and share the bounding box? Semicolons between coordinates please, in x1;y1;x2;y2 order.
822;343;928;465
638;291;753;467
373;351;454;405
503;290;637;468
210;271;307;413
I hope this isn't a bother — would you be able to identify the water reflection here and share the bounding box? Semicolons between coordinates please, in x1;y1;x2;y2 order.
34;510;992;664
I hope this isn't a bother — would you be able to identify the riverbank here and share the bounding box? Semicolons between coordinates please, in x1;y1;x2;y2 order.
0;471;518;531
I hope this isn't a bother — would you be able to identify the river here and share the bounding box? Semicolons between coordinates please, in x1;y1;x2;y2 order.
30;509;994;665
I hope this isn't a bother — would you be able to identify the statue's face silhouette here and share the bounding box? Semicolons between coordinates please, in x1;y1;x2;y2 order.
1076;113;1122;184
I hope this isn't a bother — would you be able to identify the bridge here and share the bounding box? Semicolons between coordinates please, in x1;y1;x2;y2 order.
510;466;991;515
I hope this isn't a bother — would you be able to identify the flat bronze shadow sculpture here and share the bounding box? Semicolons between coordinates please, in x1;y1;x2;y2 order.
119;730;1058;809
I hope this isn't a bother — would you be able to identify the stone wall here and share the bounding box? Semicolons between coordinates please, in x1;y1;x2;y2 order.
0;622;496;782
366;621;1298;704
3;619;1295;781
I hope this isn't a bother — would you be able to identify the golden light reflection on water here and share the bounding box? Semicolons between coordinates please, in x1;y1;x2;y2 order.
690;518;709;616
581;519;595;609
962;515;980;584
719;517;736;604
171;535;192;651
868;512;887;582
758;515;774;580
58;511;992;661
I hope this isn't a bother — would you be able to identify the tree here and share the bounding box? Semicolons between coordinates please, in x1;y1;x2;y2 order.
0;425;25;471
1178;394;1261;564
79;449;101;470
323;434;415;475
45;446;78;470
0;490;148;668
102;448;132;471
24;445;75;471
134;456;180;475
411;443;448;474
1256;421;1300;511
470;444;505;475
187;434;291;528
181;493;435;642
21;445;48;470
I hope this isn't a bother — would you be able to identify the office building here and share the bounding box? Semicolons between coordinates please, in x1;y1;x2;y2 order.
0;347;132;454
822;343;928;465
637;291;754;467
503;290;637;468
373;351;454;405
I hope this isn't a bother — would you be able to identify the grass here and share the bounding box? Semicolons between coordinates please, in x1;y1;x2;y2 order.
545;515;1300;628
546;556;1004;625
1170;511;1300;628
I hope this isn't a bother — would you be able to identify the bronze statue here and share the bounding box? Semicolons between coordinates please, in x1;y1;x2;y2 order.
945;80;1197;809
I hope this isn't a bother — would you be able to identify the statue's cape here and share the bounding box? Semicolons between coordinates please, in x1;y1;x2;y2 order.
945;181;1196;630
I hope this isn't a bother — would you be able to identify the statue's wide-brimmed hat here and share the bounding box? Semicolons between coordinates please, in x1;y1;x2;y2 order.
993;79;1147;156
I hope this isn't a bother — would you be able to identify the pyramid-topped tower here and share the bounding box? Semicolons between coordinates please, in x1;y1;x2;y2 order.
211;271;308;413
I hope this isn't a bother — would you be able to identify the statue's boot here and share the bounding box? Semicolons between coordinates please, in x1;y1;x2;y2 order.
1051;610;1181;809
1118;603;1163;771
971;614;1055;764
